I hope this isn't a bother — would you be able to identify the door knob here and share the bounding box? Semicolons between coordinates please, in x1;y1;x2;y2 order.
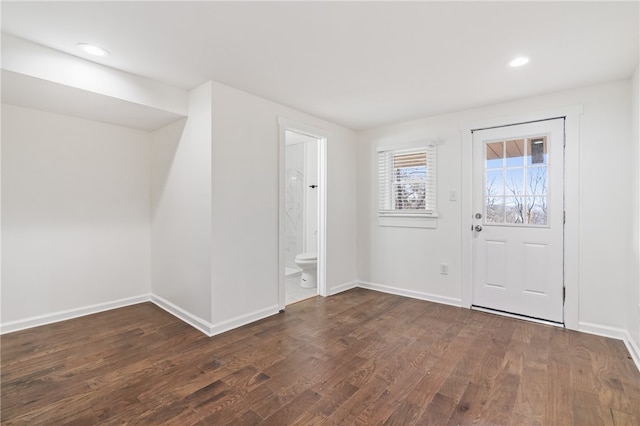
475;225;483;232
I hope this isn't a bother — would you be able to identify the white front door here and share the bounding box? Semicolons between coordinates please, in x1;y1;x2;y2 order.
472;118;564;323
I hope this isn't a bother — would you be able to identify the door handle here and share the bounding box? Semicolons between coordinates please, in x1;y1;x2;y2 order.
475;225;483;232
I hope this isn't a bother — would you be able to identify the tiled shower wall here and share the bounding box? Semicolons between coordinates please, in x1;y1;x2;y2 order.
285;142;304;269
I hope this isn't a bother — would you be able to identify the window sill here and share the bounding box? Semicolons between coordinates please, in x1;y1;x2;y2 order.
378;215;438;229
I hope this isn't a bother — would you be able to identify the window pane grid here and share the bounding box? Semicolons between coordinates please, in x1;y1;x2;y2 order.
483;135;548;226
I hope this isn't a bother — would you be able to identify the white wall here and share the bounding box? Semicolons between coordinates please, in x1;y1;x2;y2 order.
1;104;151;329
357;79;633;332
209;82;357;330
150;82;213;326
630;65;640;354
357;115;463;305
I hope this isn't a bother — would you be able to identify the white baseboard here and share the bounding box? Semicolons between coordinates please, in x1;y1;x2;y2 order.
150;294;214;336
6;288;638;374
152;295;280;337
209;305;280;337
0;294;151;335
329;280;358;296
152;297;280;337
357;281;462;307
578;321;628;340
2;292;281;339
579;321;640;372
623;332;640;372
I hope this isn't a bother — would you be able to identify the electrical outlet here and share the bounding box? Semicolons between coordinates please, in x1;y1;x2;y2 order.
440;263;449;275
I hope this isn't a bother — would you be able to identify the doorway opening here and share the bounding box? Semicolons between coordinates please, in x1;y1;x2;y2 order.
278;119;327;309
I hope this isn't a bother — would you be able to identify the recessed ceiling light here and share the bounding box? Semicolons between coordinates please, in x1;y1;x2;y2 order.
509;56;529;67
77;43;110;57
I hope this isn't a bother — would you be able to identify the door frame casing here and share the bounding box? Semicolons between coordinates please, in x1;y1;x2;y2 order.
470;119;565;323
277;117;328;311
460;105;583;331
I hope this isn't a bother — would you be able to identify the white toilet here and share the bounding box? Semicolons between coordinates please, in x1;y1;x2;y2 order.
294;252;317;288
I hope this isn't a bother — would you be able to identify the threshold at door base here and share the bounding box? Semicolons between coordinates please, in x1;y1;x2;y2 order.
471;305;565;328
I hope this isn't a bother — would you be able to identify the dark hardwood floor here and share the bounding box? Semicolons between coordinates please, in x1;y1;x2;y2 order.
2;288;639;425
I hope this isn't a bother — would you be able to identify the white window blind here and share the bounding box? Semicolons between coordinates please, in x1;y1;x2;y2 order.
378;145;437;217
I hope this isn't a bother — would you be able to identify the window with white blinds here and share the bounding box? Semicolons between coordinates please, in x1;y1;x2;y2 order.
377;145;437;217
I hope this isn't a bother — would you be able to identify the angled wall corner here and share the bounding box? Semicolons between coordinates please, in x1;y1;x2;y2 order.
150;81;214;326
2;34;188;130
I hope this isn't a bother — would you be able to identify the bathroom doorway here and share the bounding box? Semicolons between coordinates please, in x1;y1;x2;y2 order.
278;119;326;309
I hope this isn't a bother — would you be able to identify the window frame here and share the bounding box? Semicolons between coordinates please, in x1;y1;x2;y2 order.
377;143;438;228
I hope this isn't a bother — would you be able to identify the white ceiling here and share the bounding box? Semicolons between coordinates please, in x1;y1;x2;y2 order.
2;1;638;130
2;70;187;131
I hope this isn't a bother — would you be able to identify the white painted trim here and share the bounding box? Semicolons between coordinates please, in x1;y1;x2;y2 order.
378;216;438;228
562;107;583;331
578;321;630;340
357;281;462;307
277;117;329;309
278;120;287;310
459;105;583;330
2;292;280;338
0;294;151;334
329;280;358;295
624;332;640;373
318;135;328;298
150;294;214;336
208;305;280;337
153;295;280;337
460;123;473;309
579;321;640;372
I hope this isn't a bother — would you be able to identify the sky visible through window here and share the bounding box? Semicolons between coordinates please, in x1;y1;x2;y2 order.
485;137;548;225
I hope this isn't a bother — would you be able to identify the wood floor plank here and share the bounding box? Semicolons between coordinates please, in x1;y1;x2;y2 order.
382;400;423;425
446;381;491;425
353;395;396;426
474;371;520;424
259;389;321;425
321;376;388;425
305;380;358;420
417;392;458;424
378;364;427;406
512;365;548;421
612;408;639;426
2;290;640;425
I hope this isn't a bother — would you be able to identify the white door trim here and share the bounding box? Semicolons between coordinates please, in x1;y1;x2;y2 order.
277;117;328;310
460;105;583;330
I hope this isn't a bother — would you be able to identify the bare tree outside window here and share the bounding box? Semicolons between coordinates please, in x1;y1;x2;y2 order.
392;152;427;211
484;136;548;225
486;176;503;223
394;166;426;210
527;167;547;224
